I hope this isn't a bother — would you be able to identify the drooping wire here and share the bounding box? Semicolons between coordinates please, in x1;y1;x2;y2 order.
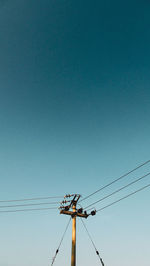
80;160;150;203
0;201;60;208
80;218;105;266
85;172;150;210
51;217;71;266
96;183;150;213
0;207;58;213
0;195;63;203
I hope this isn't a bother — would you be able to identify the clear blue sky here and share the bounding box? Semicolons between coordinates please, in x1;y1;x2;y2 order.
0;0;150;265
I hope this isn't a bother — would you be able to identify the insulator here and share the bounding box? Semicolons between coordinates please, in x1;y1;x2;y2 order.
65;206;69;211
91;210;96;216
61;200;67;204
78;208;83;213
64;194;75;199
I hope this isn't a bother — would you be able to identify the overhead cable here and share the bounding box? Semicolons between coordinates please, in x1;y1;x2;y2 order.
80;160;150;203
0;207;58;213
96;183;150;213
51;217;71;265
85;172;150;210
0;195;63;203
80;219;105;266
0;201;60;208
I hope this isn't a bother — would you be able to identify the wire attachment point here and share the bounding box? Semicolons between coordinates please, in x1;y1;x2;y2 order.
91;210;96;216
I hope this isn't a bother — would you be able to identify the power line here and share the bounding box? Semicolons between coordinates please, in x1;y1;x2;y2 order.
51;217;71;266
80;160;150;203
0;201;60;208
0;195;63;203
84;172;150;210
80;219;105;266
0;207;58;213
96;183;150;213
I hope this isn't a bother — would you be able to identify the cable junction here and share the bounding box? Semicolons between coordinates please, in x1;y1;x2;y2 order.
59;194;95;218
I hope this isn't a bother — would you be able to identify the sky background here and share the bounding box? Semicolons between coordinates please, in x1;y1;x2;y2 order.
0;0;150;265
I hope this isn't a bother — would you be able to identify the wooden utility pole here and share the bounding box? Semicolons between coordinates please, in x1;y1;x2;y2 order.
60;194;88;266
71;203;76;266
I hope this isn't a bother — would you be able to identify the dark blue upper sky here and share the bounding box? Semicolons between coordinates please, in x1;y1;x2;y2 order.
1;0;150;150
0;0;150;196
0;1;150;265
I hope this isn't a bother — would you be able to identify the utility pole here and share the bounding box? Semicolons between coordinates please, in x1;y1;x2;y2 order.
60;194;92;266
71;202;76;266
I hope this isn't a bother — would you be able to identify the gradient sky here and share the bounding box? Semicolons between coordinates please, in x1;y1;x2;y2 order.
0;0;150;265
